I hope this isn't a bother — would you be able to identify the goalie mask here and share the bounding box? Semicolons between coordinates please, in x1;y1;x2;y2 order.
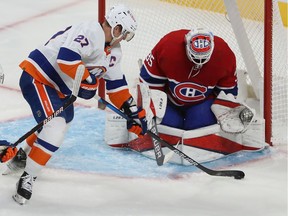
185;27;214;66
105;4;137;42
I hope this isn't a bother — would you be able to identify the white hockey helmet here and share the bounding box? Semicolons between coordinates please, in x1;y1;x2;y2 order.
105;4;137;42
185;27;214;66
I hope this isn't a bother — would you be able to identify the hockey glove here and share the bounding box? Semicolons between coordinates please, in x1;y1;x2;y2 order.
211;91;255;134
78;75;98;99
0;147;18;163
121;97;147;138
87;66;107;78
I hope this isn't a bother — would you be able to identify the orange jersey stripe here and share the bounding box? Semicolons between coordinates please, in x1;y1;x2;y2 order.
57;62;90;81
34;81;54;116
26;133;37;148
29;146;52;166
20;60;53;87
108;89;132;109
20;60;66;98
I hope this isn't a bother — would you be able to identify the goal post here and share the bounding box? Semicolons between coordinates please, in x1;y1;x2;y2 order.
98;0;288;146
264;0;273;145
97;0;106;109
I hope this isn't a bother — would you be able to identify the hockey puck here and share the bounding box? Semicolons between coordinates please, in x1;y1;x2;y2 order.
234;172;245;179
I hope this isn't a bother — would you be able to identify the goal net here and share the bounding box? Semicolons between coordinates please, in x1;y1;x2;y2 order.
101;0;288;145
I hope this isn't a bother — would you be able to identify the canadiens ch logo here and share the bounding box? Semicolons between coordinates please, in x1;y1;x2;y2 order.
174;82;207;102
191;34;212;53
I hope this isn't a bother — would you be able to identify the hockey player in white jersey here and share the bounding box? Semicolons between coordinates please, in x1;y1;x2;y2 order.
1;4;147;205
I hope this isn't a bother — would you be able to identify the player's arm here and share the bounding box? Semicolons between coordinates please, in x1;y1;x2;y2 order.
213;45;238;96
139;51;167;91
57;24;107;99
57;25;106;82
211;49;254;133
56;47;107;100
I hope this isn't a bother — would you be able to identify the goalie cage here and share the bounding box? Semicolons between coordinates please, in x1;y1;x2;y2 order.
98;0;288;146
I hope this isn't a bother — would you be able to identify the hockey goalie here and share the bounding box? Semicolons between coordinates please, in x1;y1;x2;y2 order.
104;27;268;165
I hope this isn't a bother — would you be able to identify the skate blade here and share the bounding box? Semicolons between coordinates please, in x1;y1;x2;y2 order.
12;193;27;205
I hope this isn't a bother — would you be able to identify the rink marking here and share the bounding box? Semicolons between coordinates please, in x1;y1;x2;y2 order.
0;104;272;178
0;0;85;32
0;85;94;123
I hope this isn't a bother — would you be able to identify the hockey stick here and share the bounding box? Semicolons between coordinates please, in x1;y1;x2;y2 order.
137;84;165;166
149;119;165;165
0;65;85;160
137;59;166;166
163;141;179;164
146;131;245;179
94;94;245;179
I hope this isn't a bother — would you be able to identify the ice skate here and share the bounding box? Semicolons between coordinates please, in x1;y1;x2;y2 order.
12;171;36;205
3;148;27;175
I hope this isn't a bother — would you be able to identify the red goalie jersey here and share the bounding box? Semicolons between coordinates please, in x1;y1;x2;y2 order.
140;29;237;106
105;28;265;162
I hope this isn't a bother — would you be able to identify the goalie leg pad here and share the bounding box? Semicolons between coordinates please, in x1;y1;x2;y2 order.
104;112;129;148
137;83;167;129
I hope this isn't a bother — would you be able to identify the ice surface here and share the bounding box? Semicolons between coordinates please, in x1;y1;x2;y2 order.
0;1;287;215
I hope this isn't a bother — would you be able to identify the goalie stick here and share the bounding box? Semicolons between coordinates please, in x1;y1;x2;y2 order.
137;59;167;166
94;94;245;179
137;84;165;166
0;65;85;162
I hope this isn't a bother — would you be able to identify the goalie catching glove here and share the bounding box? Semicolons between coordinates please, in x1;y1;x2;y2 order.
121;97;147;138
211;91;255;134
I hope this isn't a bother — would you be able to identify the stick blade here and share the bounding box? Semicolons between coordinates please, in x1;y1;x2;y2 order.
207;168;245;179
163;141;180;164
156;155;165;166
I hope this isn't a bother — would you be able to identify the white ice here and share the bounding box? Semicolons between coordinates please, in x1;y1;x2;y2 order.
0;1;287;216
